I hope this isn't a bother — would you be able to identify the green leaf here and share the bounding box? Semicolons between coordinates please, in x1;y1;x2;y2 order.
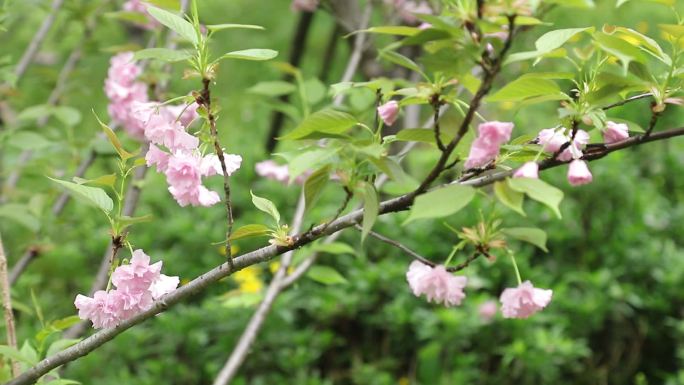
395;128;449;144
609;26;671;65
250;191;281;225
488;76;565;102
307;266;348;285
6;131;53;150
311;242;355;255
50;316;81;330
48;177;114;213
72;174;117;188
118;214;154;229
207;23;265;32
379;50;426;78
220;49;278;61
280;109;357;140
357;26;419;36
404;184;475;224
659;24;684;39
304;166;330;211
146;6;198;45
535;27;593;53
52;106;81;126
361;183;379;242
502;227;548;252
93;112;135;160
16;104;51;122
594;32;647;75
0;204;39;231
288;148;337;180
508;178;564;219
247;81;296;97
229;224;271;241
494;181;526;216
46;339;81;358
0;345;33;365
133;48;193;62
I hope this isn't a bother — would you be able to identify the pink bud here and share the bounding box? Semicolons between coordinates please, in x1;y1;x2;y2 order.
567;159;593;186
378;100;400;126
603;121;629;144
513;161;539;179
478;300;498;322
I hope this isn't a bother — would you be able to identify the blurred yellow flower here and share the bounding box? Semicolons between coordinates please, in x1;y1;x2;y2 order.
233;265;263;293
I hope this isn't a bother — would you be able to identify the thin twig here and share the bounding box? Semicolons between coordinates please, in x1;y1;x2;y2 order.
11;0;65;84
7;125;684;385
0;232;20;377
602;93;652;110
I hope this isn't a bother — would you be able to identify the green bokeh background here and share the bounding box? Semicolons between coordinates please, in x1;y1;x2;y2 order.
1;1;683;384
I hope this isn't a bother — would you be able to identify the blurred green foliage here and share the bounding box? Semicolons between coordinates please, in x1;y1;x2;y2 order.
1;0;684;384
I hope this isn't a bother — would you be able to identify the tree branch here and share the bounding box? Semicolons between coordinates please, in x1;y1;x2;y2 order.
0;232;19;376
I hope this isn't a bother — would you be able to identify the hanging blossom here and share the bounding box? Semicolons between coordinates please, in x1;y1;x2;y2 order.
406;260;467;307
123;0;160;29
603;121;629;144
136;102;242;207
104;52;149;139
499;280;552;319
478;300;498;322
74;250;179;329
513;161;539;179
254;160;308;185
378;100;400;126
464;121;514;169
537;127;594;186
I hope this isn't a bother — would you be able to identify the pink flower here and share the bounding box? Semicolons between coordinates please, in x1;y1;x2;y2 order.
291;0;318;12
165;103;199;128
104;52;149;139
143;111;199;152
418;22;432;30
464;121;514;169
406;260;467;307
378;100;400;126
567;159;593;186
75;249;179;329
123;0;160;29
146;144;171;172
111;249;162;292
499;280;552;319
537;128;566;153
603;121;629;144
557;129;589;161
513;161;539;179
150;274;180;299
478;300;498;322
255;160;290;183
74;290;125;329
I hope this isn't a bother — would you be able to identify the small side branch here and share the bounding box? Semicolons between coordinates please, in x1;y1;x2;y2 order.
0;232;20;377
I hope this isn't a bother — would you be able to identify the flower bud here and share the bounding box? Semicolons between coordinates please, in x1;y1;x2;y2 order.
513;161;539;179
378;100;400;126
567;159;593;186
602;121;629;144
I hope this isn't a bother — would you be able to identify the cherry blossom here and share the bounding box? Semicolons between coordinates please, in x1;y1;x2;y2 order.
567;159;593;186
603;121;629;144
378;100;400;126
464;121;514;169
406;260;467;307
499;280;552;319
513;161;539;179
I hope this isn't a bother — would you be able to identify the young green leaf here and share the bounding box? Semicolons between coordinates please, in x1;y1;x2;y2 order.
307;265;348;285
488;76;566;102
502;227;548;252
229;224;272;241
93;112;135;160
220;49;278;61
48;177;114;213
207;23;265;32
361;183;379;242
304;166;330;211
133;48;193;62
250;191;281;224
146;5;198;45
508;178;564;219
404;184;475;224
494;181;526;216
280;109;357;140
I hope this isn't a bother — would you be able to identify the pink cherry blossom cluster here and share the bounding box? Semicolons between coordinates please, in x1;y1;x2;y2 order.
139;102;242;207
104;52;149;140
74;250;179;329
123;0;160;29
406;261;553;319
464;121;514;169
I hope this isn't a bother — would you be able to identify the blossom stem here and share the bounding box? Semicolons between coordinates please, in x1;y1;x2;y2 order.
508;250;522;285
444;246;458;267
